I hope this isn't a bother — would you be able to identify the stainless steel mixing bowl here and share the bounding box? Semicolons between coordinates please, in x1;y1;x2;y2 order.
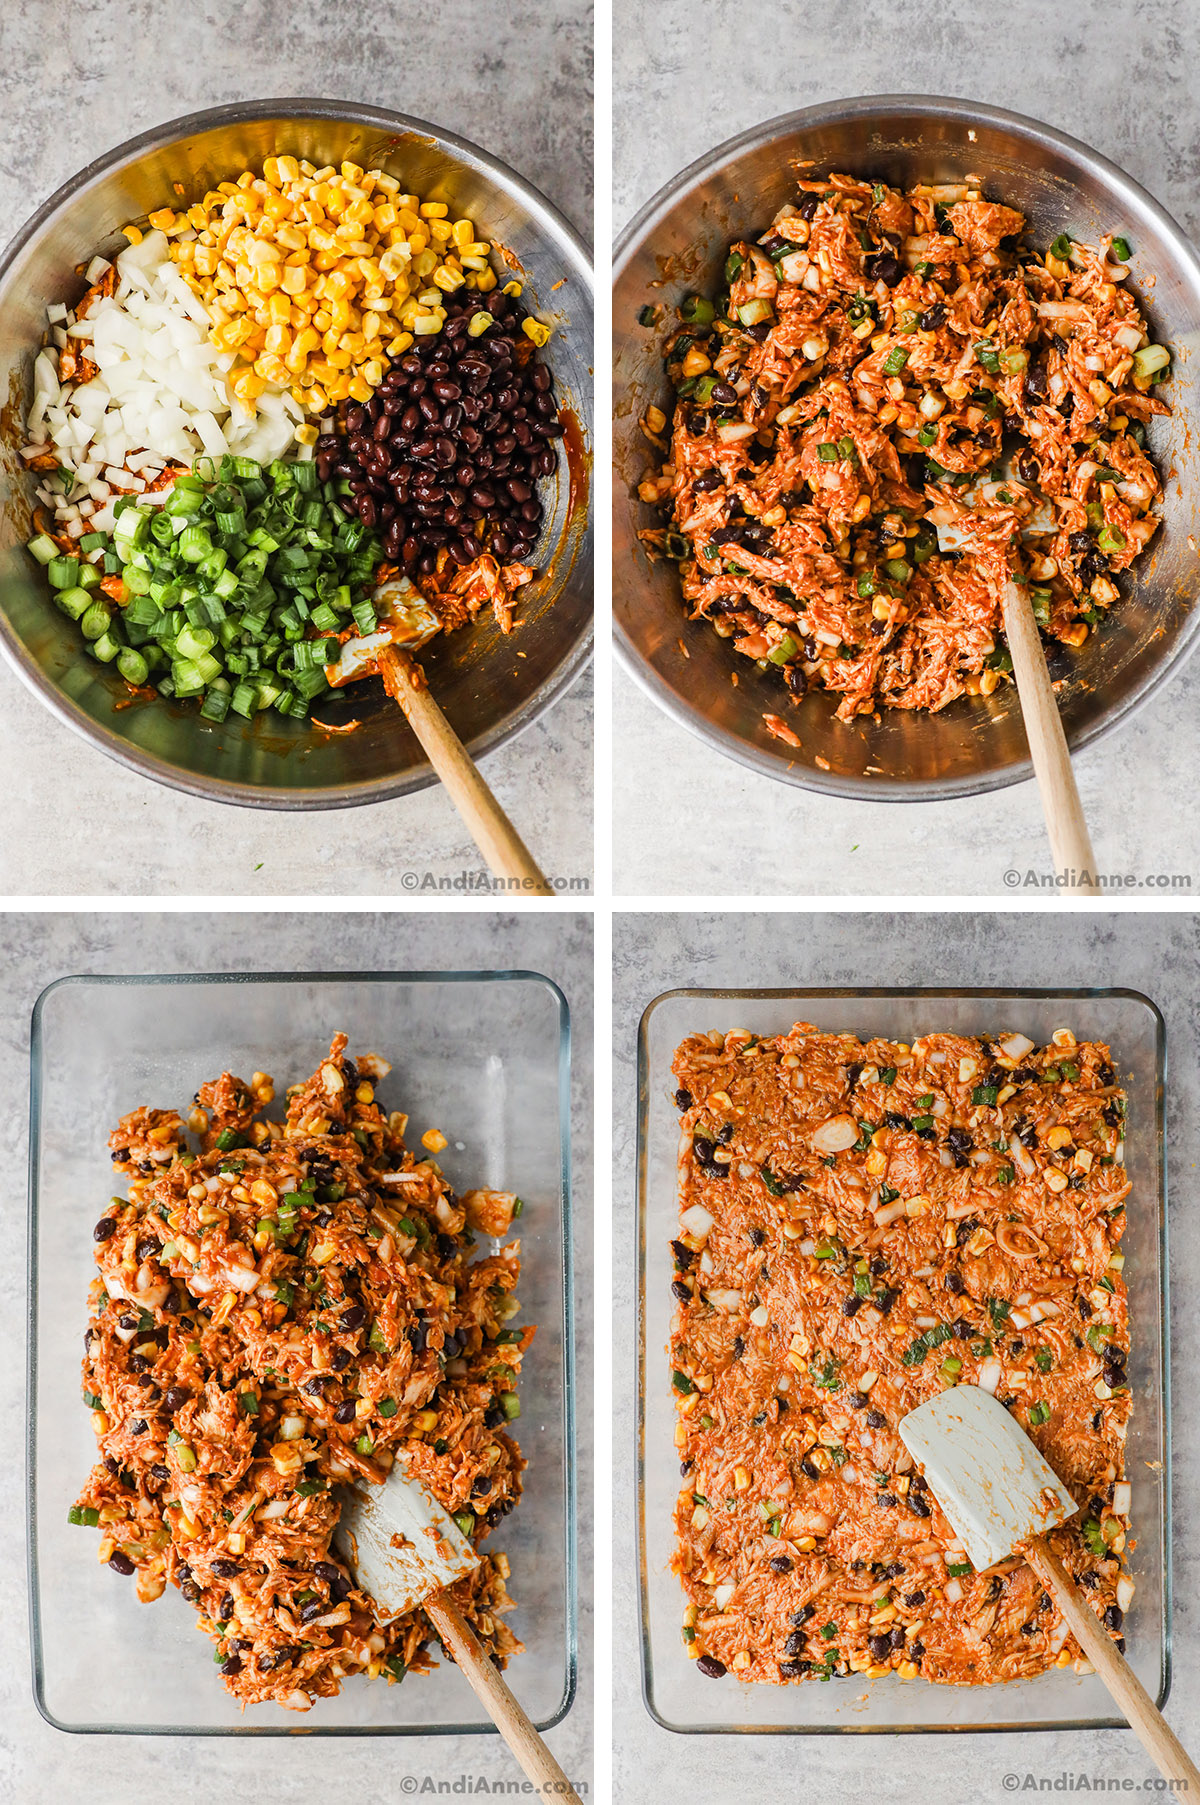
613;95;1200;800
0;100;593;808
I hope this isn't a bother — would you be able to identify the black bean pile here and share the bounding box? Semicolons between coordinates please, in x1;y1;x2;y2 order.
317;290;563;580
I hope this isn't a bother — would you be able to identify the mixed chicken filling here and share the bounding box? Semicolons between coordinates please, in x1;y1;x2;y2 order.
74;1035;531;1709
639;174;1169;723
670;1024;1133;1686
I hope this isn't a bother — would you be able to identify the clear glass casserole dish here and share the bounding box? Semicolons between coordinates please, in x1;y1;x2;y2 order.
636;987;1169;1734
28;970;576;1736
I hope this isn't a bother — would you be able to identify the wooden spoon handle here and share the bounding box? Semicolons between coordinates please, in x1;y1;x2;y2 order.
1002;578;1097;888
378;645;553;897
1026;1539;1199;1788
424;1594;582;1800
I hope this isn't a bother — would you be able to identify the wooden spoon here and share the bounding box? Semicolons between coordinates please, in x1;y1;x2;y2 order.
901;1386;1197;1790
1002;576;1097;892
338;1454;581;1800
377;644;553;895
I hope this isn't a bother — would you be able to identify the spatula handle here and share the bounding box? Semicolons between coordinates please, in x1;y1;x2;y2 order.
424;1594;582;1801
1002;579;1097;889
1026;1538;1199;1788
378;646;554;897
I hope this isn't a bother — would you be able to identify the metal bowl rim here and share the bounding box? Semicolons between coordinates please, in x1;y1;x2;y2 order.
612;91;1200;802
0;97;594;812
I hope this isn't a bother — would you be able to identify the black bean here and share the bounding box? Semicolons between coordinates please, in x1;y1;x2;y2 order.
108;1550;135;1576
671;1279;690;1302
842;1295;863;1317
769;1555;793;1573
164;1386;189;1413
696;1654;727;1678
864;250;902;286
748;1227;765;1247
94;1217;117;1242
944;1269;965;1295
879;1492;898;1508
908;1494;931;1518
341;1304;366;1331
865;1409;887;1430
779;1659;809;1678
800;1458;820;1480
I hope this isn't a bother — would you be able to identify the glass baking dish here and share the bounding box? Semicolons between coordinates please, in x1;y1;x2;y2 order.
636;987;1170;1735
28;970;576;1736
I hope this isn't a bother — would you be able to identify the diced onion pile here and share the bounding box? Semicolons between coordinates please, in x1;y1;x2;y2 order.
24;231;306;537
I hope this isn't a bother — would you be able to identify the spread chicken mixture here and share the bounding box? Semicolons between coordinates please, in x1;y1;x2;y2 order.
638;174;1170;723
73;1035;532;1710
669;1024;1133;1686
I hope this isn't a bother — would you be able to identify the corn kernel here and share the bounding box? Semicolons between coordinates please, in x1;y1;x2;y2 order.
522;316;551;347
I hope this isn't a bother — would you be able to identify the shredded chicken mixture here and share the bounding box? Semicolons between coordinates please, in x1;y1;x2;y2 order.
75;1035;531;1710
670;1024;1133;1686
639;174;1170;720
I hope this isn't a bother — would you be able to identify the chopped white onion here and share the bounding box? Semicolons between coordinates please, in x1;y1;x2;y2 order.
977;1360;1002;1395
680;1202;714;1239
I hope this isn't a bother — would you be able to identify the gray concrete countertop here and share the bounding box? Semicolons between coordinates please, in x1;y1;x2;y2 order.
0;0;593;896
1;910;592;1804
612;0;1200;897
612;910;1198;1802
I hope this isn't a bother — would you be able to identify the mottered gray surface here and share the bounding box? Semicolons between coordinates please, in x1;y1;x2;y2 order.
612;909;1199;1804
0;911;593;1803
612;0;1200;897
0;0;593;896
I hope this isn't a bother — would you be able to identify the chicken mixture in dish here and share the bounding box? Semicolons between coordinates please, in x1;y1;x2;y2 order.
73;1034;532;1710
639;174;1169;722
23;155;562;725
670;1023;1132;1686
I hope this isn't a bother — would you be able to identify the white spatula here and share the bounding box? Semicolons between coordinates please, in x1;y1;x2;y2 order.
900;1387;1196;1787
336;1456;580;1800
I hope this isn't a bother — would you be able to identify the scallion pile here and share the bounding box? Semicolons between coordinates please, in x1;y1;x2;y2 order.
27;455;385;722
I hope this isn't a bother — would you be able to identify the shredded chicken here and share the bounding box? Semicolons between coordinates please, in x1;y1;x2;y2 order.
641;174;1169;721
75;1035;530;1710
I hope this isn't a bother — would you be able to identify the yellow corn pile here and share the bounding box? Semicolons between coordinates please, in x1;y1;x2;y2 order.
138;155;498;414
